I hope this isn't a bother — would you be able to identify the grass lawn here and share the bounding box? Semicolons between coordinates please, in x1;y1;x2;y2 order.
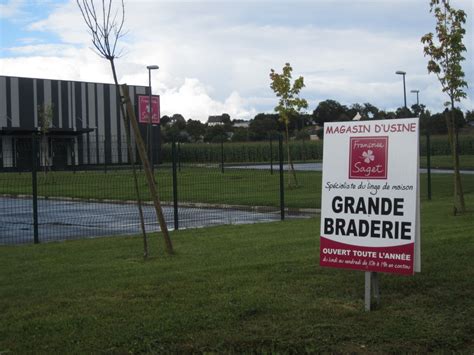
420;154;474;170
1;187;473;352
1;163;473;210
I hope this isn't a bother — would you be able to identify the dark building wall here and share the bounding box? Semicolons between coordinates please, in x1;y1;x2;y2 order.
0;75;148;168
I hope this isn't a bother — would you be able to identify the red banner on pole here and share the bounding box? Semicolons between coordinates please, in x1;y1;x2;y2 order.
138;95;160;124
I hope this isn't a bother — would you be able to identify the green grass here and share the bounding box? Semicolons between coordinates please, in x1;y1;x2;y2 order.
1;180;474;353
420;154;474;170
1;164;473;211
0;167;322;209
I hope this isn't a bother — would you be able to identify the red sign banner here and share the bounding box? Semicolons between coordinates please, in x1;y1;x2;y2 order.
138;95;160;124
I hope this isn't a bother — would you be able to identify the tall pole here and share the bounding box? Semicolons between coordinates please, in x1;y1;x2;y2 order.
148;68;152;169
396;70;407;109
147;65;159;174
410;89;420;113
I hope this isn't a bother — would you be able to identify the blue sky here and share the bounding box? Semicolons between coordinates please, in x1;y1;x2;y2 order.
0;0;473;121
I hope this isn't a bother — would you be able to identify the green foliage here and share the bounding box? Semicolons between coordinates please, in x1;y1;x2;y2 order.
421;0;469;214
419;134;474;156
161;141;324;164
421;0;468;107
160;135;474;164
269;63;308;127
313;99;349;125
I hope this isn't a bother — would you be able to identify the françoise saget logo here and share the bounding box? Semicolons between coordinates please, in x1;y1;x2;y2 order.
349;136;388;179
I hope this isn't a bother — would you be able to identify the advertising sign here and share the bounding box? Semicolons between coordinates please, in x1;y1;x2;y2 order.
320;118;420;275
138;95;160;124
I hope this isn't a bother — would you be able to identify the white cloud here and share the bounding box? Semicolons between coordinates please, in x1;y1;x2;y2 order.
159;78;256;121
0;0;24;19
1;0;472;119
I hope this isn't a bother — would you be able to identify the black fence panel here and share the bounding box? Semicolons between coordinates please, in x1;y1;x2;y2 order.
1;135;317;245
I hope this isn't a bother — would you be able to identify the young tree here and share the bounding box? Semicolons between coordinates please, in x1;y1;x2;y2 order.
77;0;173;255
269;63;308;187
421;0;468;214
38;104;53;174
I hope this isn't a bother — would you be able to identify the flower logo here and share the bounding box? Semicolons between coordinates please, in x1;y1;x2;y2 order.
349;137;388;179
362;150;375;164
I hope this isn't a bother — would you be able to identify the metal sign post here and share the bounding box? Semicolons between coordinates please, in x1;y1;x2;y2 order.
365;272;380;312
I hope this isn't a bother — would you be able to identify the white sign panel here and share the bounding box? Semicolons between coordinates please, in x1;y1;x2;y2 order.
320;118;421;275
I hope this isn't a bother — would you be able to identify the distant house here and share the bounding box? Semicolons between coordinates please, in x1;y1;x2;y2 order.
207;116;224;126
233;120;250;128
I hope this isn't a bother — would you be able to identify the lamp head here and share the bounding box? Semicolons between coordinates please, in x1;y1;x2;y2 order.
147;65;159;70
395;70;406;75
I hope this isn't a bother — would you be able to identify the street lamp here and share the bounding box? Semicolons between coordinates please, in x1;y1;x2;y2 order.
147;65;159;171
410;89;420;106
395;70;407;108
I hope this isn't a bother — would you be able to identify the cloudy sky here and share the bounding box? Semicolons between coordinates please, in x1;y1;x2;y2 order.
0;0;472;122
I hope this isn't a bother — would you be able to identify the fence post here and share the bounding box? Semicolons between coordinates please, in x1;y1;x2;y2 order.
426;130;432;200
32;135;39;244
103;138;108;173
279;134;285;221
172;140;179;230
270;137;273;175
221;136;225;174
178;141;181;172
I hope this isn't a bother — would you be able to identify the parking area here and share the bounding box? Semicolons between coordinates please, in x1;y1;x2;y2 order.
0;196;291;244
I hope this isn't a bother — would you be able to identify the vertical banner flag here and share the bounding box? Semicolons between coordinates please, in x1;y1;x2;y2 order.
320;118;421;275
138;95;160;124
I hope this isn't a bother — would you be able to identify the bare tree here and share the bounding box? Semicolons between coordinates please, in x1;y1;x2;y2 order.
77;0;173;255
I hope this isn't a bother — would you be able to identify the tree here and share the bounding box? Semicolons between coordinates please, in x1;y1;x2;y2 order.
38;104;53;174
231;128;249;142
465;110;474;123
411;103;427;118
421;0;468;214
313;99;348;125
204;125;227;143
269;63;308;187
186;119;206;142
395;106;413;118
77;0;173;255
248;113;279;141
162;114;189;143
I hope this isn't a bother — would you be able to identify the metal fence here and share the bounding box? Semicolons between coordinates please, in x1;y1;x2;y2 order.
0;135;319;244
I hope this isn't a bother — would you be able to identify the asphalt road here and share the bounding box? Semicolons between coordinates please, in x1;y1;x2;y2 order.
231;162;474;174
0;197;286;245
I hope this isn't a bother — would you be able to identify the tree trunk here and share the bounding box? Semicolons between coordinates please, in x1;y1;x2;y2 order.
285;123;298;188
446;108;466;215
109;59;150;257
122;84;174;254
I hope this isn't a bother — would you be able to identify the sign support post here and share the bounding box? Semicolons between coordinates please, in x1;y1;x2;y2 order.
365;272;380;311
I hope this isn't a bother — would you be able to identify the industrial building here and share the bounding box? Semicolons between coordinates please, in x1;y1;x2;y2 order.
0;75;158;170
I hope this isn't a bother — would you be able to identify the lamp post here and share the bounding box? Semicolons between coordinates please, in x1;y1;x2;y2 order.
147;65;159;172
410;89;420;106
395;70;407;108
